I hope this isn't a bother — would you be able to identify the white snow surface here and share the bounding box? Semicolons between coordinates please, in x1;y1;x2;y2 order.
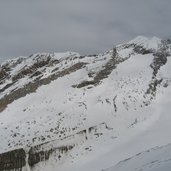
0;36;171;171
128;36;162;50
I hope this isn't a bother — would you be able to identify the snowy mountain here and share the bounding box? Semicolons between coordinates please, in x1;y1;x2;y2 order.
0;36;171;171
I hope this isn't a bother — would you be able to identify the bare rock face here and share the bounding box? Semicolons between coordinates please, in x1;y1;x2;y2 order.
0;123;109;170
0;149;26;171
0;69;7;81
146;40;169;98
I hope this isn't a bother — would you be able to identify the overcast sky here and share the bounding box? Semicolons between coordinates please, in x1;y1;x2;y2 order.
0;0;171;63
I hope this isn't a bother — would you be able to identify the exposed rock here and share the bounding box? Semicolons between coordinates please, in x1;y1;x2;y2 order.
133;45;153;55
146;41;169;99
0;69;8;81
0;123;108;170
0;62;86;112
0;148;25;171
74;48;126;88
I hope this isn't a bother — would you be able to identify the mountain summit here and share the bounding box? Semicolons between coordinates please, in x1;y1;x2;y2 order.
0;36;171;171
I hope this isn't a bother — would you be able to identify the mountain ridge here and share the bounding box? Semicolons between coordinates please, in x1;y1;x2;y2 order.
0;36;171;171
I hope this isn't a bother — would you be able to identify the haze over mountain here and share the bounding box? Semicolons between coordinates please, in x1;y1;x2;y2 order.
0;36;171;171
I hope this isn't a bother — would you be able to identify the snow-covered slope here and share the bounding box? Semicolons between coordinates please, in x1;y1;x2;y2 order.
0;36;171;171
105;143;171;171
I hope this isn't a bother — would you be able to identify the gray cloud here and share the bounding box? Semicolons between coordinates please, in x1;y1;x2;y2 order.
0;0;171;63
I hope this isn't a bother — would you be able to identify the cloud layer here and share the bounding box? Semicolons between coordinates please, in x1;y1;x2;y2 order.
0;0;171;63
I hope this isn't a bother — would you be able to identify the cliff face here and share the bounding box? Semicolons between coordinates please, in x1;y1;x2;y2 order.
0;36;171;171
0;149;25;171
0;122;110;170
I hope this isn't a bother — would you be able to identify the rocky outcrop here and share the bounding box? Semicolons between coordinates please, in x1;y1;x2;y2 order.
133;45;153;55
146;41;169;98
0;62;86;112
28;145;74;167
0;145;73;171
0;148;26;171
0;122;111;171
74;48;127;88
0;140;75;170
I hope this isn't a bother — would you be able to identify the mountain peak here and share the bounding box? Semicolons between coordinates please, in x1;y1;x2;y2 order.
128;35;161;50
0;37;170;171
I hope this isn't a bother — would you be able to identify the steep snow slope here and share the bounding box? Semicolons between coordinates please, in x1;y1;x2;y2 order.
0;36;171;171
104;86;171;171
105;144;171;171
